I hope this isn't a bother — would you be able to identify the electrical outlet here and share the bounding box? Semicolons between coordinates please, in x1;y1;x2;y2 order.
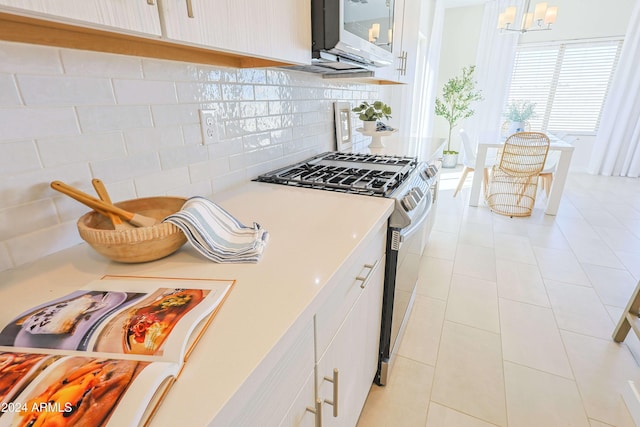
199;109;222;144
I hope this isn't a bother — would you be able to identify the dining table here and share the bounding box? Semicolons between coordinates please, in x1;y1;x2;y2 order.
468;132;575;216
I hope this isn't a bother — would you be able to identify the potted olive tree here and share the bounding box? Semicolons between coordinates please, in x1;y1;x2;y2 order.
435;65;483;168
352;101;392;132
504;100;536;134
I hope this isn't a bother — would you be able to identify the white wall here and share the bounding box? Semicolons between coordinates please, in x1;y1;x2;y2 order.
0;41;389;272
435;0;636;168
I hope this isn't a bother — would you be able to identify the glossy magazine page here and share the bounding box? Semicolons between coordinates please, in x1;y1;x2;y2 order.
0;277;234;363
0;276;234;426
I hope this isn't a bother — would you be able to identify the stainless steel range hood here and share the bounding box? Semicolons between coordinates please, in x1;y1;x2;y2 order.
285;51;375;78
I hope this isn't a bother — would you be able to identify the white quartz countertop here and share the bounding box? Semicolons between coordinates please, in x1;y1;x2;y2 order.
0;181;394;426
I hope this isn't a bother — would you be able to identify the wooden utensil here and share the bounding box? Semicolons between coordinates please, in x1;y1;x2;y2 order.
91;179;132;230
51;181;159;227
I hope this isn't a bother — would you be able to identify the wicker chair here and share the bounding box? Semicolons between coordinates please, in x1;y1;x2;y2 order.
486;132;550;217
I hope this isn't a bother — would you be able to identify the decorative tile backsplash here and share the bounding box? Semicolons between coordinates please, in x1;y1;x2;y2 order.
0;41;382;272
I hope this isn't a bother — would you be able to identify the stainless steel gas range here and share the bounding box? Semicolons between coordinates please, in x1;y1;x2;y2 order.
254;151;440;386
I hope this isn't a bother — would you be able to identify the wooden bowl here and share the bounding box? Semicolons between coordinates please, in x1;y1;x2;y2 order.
77;196;187;263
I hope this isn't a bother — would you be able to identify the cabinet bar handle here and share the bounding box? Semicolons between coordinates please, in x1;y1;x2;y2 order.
323;368;339;417
306;398;322;427
355;260;379;289
186;0;194;18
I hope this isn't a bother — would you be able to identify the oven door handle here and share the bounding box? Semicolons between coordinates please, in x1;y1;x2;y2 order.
400;192;432;241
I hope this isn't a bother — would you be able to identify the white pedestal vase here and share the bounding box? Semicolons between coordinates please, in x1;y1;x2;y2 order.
509;121;526;134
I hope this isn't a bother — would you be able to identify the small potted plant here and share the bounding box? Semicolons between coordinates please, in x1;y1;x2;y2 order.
352;101;392;132
435;65;483;168
504;100;536;134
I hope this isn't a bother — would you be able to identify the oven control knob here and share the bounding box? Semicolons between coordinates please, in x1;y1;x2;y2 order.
419;169;429;181
402;194;417;211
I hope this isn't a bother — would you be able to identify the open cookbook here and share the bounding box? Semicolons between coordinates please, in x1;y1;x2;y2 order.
0;275;234;427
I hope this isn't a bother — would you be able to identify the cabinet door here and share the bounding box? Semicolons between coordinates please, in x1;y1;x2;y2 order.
159;0;310;65
316;259;384;426
279;369;317;427
0;0;162;36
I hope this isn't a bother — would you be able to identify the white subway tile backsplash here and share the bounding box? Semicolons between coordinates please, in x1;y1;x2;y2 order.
1;107;79;140
159;144;208;170
0;244;12;272
0;74;21;106
38;132;126;167
133;167;191;197
7;221;82;268
0;42;63;75
77;105;153;132
0;199;59;240
124;127;183;154
61;49;143;79
0;140;41;174
113;79;178;105
142;58;199;82
175;82;222;103
90;152;161;183
0;40;384;272
151;104;199;127
17;75;115;106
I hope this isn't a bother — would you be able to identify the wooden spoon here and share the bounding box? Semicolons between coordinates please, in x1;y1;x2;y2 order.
91;179;133;230
50;181;159;227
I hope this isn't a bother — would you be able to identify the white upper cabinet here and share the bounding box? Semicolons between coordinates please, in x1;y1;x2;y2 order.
0;0;162;36
158;0;311;65
375;0;421;84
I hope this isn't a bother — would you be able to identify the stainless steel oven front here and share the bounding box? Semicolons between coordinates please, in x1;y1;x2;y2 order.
376;166;439;386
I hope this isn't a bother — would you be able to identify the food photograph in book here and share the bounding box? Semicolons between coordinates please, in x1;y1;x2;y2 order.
0;352;177;427
0;288;210;357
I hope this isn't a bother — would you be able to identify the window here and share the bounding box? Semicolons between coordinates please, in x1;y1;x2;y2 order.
505;39;623;134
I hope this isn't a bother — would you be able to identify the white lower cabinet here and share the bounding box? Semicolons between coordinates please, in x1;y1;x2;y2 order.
316;258;384;426
213;223;386;426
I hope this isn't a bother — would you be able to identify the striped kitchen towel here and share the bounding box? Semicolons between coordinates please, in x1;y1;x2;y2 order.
163;196;269;263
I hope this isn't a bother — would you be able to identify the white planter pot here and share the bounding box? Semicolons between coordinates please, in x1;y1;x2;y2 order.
363;120;377;132
442;152;458;168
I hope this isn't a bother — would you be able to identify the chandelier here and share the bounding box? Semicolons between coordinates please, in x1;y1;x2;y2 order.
498;1;558;33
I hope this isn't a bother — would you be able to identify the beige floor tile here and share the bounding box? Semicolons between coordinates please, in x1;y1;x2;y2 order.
496;258;550;307
397;295;446;366
444;274;499;333
491;214;532;237
431;321;506;426
582;264;637;308
526;223;572;250
416;256;454;300
560;330;639;427
453;243;497;282
615;251;640;281
458;222;494;248
357;356;433;427
423;230;458;261
545;279;615;339
588;420;616;427
426;402;499;427
499;298;573;379
533;246;591;286
504;361;589;427
494;232;537;265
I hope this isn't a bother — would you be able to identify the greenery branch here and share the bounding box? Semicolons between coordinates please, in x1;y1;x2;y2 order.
352;101;392;122
435;65;483;153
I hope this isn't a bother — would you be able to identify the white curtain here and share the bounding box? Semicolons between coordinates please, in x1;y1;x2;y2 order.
588;0;640;177
465;0;523;145
417;0;445;141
